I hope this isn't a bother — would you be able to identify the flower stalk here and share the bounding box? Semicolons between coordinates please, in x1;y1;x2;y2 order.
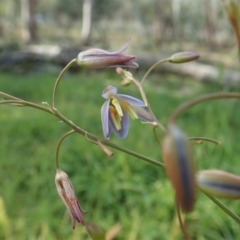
52;58;77;109
55;130;76;169
168;92;240;124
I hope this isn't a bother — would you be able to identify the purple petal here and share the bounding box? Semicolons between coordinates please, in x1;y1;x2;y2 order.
111;39;131;55
108;60;139;69
79;48;111;56
109;110;129;139
115;94;145;107
83;39;131;56
132;106;155;122
102;86;118;99
101;100;111;139
123;60;139;68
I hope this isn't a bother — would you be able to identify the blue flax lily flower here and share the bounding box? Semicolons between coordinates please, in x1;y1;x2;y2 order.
101;86;154;139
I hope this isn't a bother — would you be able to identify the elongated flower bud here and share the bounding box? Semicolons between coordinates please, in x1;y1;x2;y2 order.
169;52;199;63
162;124;196;212
55;169;86;229
197;169;240;199
77;39;138;69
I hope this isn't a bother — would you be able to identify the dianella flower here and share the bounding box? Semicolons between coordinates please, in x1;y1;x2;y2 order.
55;169;87;229
197;169;240;199
77;39;139;69
162;124;196;212
101;86;154;139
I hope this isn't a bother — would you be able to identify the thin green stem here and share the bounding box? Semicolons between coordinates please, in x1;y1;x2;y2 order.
55;130;76;169
153;126;162;146
0;99;53;114
0;91;23;100
169;92;240;124
132;76;149;107
140;58;168;85
52;58;77;109
175;196;190;240
130;76;166;132
202;191;240;225
188;137;221;145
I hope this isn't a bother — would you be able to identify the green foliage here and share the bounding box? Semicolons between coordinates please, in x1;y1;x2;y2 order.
0;70;240;239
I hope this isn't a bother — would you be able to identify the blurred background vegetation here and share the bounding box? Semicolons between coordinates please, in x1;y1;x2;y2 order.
0;0;238;51
0;0;240;239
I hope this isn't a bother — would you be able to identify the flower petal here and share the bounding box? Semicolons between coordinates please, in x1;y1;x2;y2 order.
115;94;145;107
102;86;118;99
131;106;155;122
111;39;131;54
109;109;129;139
78;48;110;57
107;60;139;69
101;99;111;139
85;55;136;69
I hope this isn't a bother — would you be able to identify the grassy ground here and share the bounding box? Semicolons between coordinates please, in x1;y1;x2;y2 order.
0;68;240;240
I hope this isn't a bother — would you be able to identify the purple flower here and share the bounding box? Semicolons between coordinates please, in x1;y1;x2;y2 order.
55;169;87;229
77;39;138;69
101;86;154;139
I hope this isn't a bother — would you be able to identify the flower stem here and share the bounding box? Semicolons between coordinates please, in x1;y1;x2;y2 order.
175;196;190;240
202;191;240;225
0;91;23;100
52;58;77;109
132;76;149;107
168;92;240;124
55;130;76;169
140;58;168;85
188;137;221;145
130;76;166;132
0;99;53;114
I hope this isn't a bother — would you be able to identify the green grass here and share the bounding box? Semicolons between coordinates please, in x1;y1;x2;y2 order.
0;69;240;239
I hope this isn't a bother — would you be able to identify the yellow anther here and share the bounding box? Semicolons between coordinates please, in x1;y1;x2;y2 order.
121;102;138;119
109;106;121;130
111;98;123;116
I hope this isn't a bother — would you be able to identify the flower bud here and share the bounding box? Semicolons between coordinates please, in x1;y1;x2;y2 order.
121;79;131;86
77;39;139;69
197;169;240;199
162;124;196;212
169;52;199;64
86;222;105;240
55;169;87;229
116;67;125;76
